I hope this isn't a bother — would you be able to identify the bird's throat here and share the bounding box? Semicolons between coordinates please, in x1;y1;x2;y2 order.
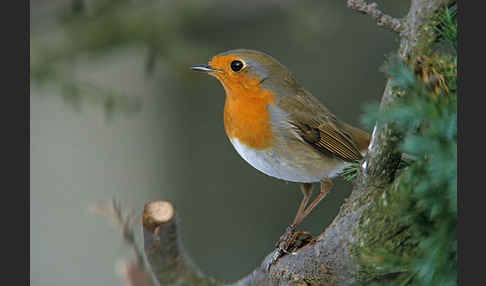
223;85;277;150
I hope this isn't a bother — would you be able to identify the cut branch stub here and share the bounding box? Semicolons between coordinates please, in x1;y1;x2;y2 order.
142;200;220;286
143;200;175;233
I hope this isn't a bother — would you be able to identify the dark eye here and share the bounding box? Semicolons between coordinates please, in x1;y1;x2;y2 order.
230;60;244;72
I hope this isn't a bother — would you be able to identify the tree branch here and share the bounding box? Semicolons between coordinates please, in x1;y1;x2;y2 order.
142;200;220;286
364;0;452;185
346;0;404;33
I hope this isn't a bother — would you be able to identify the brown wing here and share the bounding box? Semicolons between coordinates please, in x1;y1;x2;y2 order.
289;118;363;162
277;89;365;162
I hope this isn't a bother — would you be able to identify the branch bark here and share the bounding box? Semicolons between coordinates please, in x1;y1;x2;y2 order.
104;1;453;285
142;200;218;286
346;0;404;33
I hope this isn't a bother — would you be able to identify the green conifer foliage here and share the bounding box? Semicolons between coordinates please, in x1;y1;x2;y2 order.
360;5;457;286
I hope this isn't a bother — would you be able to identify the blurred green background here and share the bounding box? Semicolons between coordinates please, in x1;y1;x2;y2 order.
30;0;409;285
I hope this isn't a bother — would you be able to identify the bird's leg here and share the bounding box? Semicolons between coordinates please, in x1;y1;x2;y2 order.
292;183;314;229
285;179;333;246
274;183;313;248
266;179;333;271
296;178;333;226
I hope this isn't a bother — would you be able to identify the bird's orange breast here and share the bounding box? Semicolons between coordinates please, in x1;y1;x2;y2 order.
222;78;277;150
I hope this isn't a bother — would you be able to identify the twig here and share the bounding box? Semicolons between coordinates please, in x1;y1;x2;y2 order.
92;200;153;286
116;260;153;286
347;0;404;33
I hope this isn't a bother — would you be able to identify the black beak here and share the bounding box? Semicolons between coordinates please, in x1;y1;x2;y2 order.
190;64;217;73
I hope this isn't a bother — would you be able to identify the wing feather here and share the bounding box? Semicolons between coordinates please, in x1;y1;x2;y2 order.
276;89;365;162
290;119;363;162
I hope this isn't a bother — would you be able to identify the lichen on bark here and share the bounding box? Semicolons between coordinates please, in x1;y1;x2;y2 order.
352;177;416;283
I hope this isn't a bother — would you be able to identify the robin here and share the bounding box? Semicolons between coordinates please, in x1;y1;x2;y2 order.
191;49;370;263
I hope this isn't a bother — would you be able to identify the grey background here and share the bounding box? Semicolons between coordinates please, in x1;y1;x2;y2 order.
30;1;409;285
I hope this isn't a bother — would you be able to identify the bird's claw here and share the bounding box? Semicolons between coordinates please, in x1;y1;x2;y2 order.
264;225;313;271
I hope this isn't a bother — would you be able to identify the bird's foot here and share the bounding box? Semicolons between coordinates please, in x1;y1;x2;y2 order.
263;225;313;271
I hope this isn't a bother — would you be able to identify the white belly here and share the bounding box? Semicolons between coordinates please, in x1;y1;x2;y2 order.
230;138;326;183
